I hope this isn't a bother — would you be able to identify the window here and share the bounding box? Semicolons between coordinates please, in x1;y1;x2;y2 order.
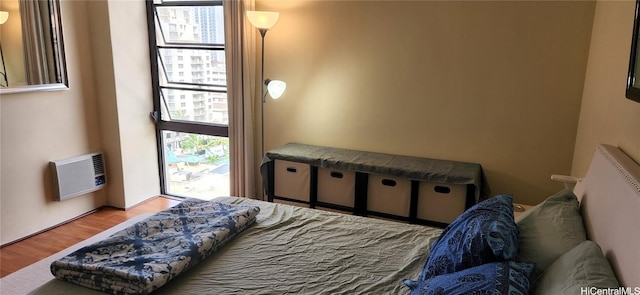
147;0;229;200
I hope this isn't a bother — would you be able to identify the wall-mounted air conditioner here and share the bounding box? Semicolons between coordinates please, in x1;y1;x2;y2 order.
50;152;106;201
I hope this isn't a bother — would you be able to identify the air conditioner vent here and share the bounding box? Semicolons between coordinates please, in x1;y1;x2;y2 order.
92;154;105;175
50;152;107;201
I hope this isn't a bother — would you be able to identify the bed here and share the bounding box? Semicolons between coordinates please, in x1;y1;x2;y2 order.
1;143;638;294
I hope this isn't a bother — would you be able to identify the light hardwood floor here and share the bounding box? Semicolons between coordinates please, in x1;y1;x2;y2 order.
0;196;182;278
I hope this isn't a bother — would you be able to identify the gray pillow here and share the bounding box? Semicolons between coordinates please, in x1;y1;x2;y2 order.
515;188;586;272
534;240;619;295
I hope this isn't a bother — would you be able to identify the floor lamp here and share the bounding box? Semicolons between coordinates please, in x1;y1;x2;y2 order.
246;11;287;157
0;11;8;87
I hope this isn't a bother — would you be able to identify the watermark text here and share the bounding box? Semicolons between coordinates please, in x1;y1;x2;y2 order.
581;287;640;295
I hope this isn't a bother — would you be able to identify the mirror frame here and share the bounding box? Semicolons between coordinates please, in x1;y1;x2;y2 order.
626;0;640;103
0;0;68;95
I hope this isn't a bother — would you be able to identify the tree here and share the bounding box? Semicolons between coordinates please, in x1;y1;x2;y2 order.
179;135;229;164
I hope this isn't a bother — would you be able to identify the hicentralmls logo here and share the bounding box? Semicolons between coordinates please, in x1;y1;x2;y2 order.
581;287;640;295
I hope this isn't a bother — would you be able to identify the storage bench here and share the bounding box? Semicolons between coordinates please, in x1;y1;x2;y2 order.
260;143;488;227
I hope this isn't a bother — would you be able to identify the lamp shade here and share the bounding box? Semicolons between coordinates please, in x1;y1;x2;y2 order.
0;11;8;25
247;11;279;30
266;80;287;99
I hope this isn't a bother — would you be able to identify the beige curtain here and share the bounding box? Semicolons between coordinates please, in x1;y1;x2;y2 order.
224;0;258;198
20;0;53;85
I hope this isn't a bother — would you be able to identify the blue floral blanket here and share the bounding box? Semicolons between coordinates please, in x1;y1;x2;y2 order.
50;198;260;294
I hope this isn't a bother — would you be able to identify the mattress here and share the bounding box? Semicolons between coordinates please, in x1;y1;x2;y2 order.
30;197;443;294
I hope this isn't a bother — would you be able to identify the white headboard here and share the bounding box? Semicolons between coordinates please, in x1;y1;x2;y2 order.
573;144;640;287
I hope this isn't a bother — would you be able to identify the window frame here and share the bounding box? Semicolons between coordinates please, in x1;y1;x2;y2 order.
146;0;229;197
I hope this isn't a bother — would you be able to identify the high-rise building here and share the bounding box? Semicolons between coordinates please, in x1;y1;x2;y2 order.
155;6;228;125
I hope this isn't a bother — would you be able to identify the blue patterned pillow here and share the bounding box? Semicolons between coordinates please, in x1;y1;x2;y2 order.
419;195;519;279
404;261;536;295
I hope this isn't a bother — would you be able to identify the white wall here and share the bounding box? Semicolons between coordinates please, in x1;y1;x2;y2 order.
572;0;640;176
0;1;106;244
257;0;595;205
0;0;159;245
87;0;160;209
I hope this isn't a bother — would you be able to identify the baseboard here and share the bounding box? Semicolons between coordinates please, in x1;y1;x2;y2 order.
1;195;181;248
0;207;102;248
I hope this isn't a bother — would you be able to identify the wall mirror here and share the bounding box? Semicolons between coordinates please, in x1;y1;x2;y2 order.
0;0;67;95
626;0;640;103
